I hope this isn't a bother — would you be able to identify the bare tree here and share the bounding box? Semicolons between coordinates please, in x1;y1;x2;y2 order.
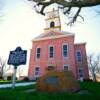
0;57;10;79
88;54;100;82
28;0;100;25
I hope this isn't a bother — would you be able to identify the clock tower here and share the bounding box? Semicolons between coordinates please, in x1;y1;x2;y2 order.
44;9;61;32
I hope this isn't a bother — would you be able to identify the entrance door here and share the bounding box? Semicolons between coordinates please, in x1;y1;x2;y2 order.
47;66;55;70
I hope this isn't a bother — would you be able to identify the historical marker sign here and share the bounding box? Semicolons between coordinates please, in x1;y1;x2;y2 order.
7;46;27;89
8;47;27;66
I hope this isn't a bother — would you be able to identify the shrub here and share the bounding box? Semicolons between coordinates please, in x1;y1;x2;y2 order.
83;79;93;82
23;77;29;81
7;76;12;80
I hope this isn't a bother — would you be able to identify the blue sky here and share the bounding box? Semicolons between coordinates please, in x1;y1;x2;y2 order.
0;0;100;59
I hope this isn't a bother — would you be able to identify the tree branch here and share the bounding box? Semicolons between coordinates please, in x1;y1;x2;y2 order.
29;0;100;7
28;0;100;25
67;7;82;26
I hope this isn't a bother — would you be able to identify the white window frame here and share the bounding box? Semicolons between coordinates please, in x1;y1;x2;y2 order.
62;43;68;58
48;45;54;59
76;50;82;62
34;66;40;77
36;47;41;59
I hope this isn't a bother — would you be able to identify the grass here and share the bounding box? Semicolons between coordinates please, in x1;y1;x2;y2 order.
0;82;100;100
0;80;33;84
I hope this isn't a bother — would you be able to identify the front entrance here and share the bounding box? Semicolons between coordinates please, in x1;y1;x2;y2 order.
47;66;55;70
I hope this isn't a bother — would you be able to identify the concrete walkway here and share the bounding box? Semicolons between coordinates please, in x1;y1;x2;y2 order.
0;82;36;88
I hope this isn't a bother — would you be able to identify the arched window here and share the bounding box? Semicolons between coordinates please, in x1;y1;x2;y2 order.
50;21;55;28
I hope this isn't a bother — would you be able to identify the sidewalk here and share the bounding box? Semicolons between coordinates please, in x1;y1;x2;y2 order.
0;82;36;88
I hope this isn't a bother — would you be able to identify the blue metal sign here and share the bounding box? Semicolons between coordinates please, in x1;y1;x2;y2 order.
8;47;27;66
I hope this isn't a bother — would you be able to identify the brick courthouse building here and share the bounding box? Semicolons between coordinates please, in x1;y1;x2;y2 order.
28;10;89;80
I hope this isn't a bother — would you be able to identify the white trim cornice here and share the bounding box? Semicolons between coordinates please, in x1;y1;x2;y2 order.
33;34;74;42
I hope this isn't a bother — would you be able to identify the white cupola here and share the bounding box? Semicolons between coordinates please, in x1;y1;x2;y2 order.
44;9;61;32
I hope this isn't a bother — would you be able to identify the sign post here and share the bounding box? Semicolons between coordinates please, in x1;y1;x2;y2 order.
12;66;17;89
8;47;27;89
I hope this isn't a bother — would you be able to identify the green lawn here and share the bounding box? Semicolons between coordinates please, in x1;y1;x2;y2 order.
0;80;33;84
0;82;100;100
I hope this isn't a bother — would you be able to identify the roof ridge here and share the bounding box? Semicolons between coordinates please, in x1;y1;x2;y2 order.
34;30;74;40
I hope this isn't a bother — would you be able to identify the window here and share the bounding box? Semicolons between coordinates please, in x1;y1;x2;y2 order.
34;67;40;77
36;48;41;59
78;68;84;78
49;46;54;58
50;21;55;28
62;44;68;58
64;65;69;71
76;51;82;62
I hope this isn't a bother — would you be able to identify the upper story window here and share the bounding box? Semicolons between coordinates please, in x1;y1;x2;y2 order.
49;46;54;58
76;51;82;62
36;48;41;59
62;44;68;58
50;21;55;28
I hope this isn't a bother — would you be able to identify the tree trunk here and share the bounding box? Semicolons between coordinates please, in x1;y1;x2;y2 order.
92;73;97;82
